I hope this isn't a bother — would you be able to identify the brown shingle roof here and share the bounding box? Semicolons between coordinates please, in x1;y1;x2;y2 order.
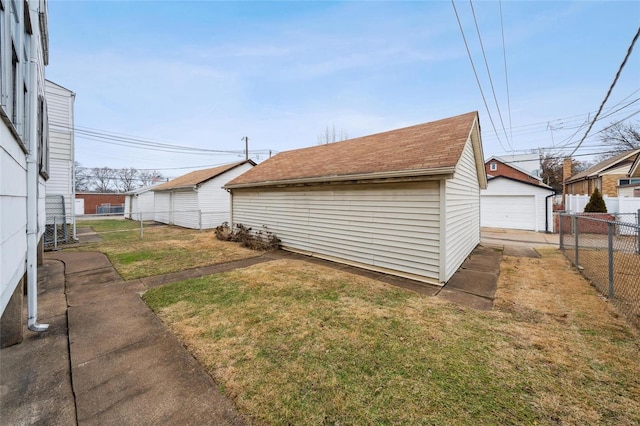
154;161;253;191
226;112;479;187
566;149;640;183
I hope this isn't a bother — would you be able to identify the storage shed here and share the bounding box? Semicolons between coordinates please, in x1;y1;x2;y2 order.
481;176;555;232
124;183;162;221
153;160;255;229
225;112;486;285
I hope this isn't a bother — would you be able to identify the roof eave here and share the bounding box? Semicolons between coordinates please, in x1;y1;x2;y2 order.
225;166;457;190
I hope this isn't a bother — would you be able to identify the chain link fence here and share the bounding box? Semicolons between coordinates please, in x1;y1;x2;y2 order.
559;212;640;329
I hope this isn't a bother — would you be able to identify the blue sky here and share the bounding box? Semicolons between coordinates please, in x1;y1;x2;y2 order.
46;1;640;177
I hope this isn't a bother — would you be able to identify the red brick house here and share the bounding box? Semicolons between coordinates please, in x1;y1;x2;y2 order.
484;156;545;186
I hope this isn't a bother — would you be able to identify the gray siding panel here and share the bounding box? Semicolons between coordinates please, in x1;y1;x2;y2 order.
233;182;441;283
171;191;200;229
444;138;481;281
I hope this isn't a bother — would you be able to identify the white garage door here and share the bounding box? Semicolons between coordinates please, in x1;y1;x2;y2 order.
481;195;536;230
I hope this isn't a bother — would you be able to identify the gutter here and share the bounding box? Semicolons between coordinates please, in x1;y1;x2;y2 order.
26;28;48;332
225;166;456;190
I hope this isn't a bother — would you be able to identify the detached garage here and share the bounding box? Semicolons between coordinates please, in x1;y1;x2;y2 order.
481;176;555;232
154;160;255;229
225;112;487;286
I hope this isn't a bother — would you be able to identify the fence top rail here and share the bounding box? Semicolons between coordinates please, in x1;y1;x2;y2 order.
559;213;640;229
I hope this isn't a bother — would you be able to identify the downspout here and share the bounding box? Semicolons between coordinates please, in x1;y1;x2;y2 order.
27;23;48;332
545;192;556;234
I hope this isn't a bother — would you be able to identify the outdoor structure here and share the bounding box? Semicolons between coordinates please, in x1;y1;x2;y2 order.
225;112;486;286
484;156;545;186
564;149;640;197
618;153;640;197
44;79;75;245
75;193;125;215
1;0;51;346
481;176;555;232
124;183;162;221
154;160;255;229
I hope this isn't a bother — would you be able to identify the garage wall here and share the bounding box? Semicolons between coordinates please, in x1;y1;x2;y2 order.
154;192;171;224
198;162;254;228
232;181;442;283
172;191;200;229
445;138;481;281
481;178;554;232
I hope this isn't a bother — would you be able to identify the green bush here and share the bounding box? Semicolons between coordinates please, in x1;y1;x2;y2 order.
584;187;607;213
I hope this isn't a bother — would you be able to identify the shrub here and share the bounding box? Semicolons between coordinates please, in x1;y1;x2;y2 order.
214;222;280;251
583;188;607;213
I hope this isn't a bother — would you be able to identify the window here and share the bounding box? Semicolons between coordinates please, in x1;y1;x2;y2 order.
38;96;49;179
489;162;498;171
619;178;640;186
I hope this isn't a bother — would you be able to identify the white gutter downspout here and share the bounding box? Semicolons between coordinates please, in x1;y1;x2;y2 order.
27;22;48;332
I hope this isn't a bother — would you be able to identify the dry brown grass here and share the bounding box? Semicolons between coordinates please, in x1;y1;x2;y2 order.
70;221;260;279
145;250;640;425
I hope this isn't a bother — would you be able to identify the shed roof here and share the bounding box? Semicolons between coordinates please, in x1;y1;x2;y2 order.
566;149;640;183
226;111;482;188
154;160;254;191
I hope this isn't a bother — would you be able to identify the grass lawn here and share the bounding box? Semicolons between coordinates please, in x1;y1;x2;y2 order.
144;249;640;425
72;219;261;280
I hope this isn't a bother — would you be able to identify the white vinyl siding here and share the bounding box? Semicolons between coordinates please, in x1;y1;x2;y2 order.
171;191;200;229
444;138;481;281
198;162;253;228
0;141;27;314
154;192;171;224
232;181;441;283
44;81;74;225
481;177;554;232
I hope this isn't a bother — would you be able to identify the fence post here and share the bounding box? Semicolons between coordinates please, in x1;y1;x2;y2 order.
573;215;579;267
608;222;614;299
637;209;640;255
199;210;202;231
53;216;58;250
140;215;144;240
559;214;564;249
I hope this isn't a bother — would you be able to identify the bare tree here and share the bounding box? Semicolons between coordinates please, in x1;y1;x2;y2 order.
92;167;116;193
74;161;91;192
138;170;164;187
539;151;587;193
317;124;348;145
597;120;640;160
117;167;139;192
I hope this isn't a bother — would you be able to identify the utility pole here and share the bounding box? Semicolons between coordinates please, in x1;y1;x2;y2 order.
242;136;249;160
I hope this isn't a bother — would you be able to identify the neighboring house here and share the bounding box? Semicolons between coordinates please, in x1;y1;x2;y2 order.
44;79;75;245
153;160;255;229
1;0;51;346
481;176;555;232
491;153;542;177
76;193;126;215
225;112;487;286
485;156;545;186
124;183;163;221
564;149;640;197
618;152;640;197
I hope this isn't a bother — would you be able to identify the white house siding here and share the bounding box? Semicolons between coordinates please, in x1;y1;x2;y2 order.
444;138;481;282
45;81;74;225
154;192;171;224
232;181;442;283
170;191;200;229
198;162;254;228
481;177;554;232
0;136;28;314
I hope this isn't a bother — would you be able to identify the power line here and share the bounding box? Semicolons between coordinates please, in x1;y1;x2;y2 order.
469;0;512;150
451;0;508;152
568;26;640;157
499;0;513;144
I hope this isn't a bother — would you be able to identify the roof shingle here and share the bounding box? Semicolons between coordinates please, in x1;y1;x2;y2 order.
154;161;252;191
226;112;479;187
566;149;640;183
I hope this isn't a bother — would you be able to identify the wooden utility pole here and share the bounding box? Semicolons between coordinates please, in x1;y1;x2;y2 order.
242;136;249;160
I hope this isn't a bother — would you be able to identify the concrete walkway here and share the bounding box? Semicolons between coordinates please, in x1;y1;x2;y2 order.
1;229;557;424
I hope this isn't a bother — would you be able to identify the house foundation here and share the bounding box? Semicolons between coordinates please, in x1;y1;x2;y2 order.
0;277;24;348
